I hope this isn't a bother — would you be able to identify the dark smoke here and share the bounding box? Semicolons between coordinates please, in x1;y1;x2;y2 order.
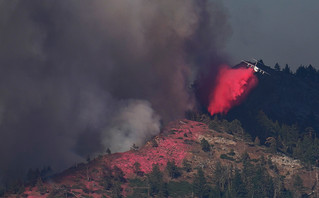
0;0;231;181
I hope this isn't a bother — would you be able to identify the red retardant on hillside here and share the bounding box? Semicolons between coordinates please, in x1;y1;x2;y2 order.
208;66;258;116
106;120;204;177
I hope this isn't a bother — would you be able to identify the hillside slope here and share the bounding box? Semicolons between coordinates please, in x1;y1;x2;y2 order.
5;119;319;197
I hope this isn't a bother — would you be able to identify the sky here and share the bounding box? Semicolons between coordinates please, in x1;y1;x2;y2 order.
223;0;319;70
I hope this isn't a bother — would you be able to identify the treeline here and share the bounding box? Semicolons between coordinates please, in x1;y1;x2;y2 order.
129;155;298;198
256;111;319;166
208;154;295;198
184;113;302;197
212;60;319;166
0;166;52;196
189;109;319;167
275;62;319;83
128;160;191;198
225;60;319;133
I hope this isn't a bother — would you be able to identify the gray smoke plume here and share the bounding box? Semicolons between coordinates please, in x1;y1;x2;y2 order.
0;0;231;181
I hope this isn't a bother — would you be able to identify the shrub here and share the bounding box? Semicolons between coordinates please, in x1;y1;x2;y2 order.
201;138;211;152
182;159;192;172
220;154;235;161
227;149;235;156
168;181;192;197
166;160;181;179
151;139;158;147
106;148;111;154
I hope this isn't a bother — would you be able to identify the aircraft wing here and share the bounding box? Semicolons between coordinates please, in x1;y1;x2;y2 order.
241;59;270;75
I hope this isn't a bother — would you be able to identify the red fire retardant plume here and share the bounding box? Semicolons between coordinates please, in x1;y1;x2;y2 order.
208;65;258;115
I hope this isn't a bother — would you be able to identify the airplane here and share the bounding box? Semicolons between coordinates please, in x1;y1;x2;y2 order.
241;59;270;75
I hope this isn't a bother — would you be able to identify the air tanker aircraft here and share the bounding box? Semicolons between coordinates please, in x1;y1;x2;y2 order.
242;59;270;75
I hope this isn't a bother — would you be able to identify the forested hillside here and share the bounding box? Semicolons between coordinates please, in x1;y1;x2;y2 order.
225;62;319;165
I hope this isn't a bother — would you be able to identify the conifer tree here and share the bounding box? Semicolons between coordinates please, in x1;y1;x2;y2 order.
274;63;281;71
283;64;291;74
193;168;207;198
113;166;125;183
231;169;248;198
200;138;211;152
254;136;260;145
182;159;192;172
111;181;122;198
148;164;164;196
166;160;181;178
106;148;111;154
133;162;141;175
293;175;303;192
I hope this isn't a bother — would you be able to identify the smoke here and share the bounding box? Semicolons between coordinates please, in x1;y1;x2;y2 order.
208;66;258;115
0;0;231;180
102;100;161;152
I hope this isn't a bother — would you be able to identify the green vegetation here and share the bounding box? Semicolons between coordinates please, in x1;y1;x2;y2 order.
166;160;181;179
218;62;319;166
127;178;148;198
147;164;167;196
189;104;319;166
256;111;319;165
193;168;208;198
0;186;4;197
220;154;235;161
182;159;192;172
293;175;304;192
231;169;248;197
133;162;141;175
106;148;111;154
227;149;235;156
167;181;192;197
200;138;211;152
151;139;158;147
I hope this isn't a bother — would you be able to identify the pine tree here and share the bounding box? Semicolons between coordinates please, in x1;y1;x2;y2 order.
228;119;244;134
106;148;111;154
111;181;122;198
283;64;291;74
193;168;207;198
293;175;304;192
265;137;277;153
130;143;139;151
213;162;228;192
36;177;46;195
254;136;260;145
166;160;181;178
148;164;164;196
274;63;281;71
133;162;141;175
231;169;248;198
242;155;254;195
113;166;125;183
26;168;40;187
296;65;307;78
101;165;113;190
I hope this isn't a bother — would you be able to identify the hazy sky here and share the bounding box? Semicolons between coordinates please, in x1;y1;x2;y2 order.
223;0;319;70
